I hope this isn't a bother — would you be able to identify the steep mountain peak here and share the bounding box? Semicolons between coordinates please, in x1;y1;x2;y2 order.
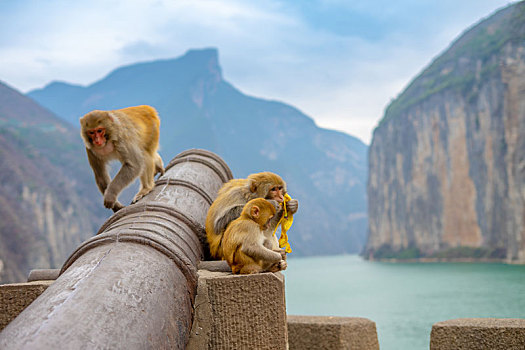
182;47;221;72
92;47;223;89
27;47;225;122
182;47;218;59
183;47;223;86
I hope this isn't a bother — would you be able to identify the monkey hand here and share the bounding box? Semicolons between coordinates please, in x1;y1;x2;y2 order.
286;199;299;215
274;249;287;260
103;191;119;210
112;201;125;212
269;259;287;272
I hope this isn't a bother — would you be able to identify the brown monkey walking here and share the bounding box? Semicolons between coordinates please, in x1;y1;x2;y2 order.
205;171;298;259
222;198;287;274
80;105;164;212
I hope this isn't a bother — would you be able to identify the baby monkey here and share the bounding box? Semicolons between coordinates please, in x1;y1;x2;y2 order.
222;198;287;274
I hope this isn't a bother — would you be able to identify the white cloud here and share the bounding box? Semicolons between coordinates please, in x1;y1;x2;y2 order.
0;0;514;144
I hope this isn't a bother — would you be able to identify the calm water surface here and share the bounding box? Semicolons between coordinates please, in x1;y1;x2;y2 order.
283;255;525;350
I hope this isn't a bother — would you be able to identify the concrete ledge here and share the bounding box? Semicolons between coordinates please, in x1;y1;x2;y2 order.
287;315;380;350
197;260;231;272
430;318;525;350
0;280;53;331
188;263;287;350
27;269;60;282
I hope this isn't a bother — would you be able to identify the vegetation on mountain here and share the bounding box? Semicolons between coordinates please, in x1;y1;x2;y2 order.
382;2;525;124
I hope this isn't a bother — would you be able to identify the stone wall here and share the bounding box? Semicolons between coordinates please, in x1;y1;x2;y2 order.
2;268;524;349
1;266;381;349
431;318;525;350
0;280;52;330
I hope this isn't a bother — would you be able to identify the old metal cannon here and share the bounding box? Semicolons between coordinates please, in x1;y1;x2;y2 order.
0;149;232;349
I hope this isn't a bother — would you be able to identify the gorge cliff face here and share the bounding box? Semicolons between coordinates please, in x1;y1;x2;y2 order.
365;3;525;263
0;82;106;282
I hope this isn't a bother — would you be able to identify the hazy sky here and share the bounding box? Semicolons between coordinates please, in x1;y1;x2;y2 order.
0;0;513;144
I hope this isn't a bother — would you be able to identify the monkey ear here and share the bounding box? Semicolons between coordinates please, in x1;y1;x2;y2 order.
251;205;260;218
249;179;257;193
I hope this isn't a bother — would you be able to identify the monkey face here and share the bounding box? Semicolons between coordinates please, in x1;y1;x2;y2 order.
247;172;287;202
87;127;106;147
80;110;113;148
262;214;274;231
256;210;274;230
245;198;276;230
267;185;284;203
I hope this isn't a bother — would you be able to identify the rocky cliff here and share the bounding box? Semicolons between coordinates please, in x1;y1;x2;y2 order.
0;82;107;282
365;3;525;263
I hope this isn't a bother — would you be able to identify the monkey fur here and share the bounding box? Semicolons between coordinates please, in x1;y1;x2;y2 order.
80;105;165;212
205;171;298;259
222;198;287;274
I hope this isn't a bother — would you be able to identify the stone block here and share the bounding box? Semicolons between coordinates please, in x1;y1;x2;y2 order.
287;315;380;350
430;318;525;350
0;280;53;331
27;269;60;282
187;265;287;350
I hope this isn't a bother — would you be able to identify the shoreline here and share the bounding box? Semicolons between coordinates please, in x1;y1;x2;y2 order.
367;257;521;264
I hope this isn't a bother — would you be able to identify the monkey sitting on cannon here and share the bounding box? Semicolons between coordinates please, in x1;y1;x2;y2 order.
205;171;298;260
222;198;287;274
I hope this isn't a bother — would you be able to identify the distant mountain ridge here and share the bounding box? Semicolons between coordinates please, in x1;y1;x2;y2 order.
0;81;107;283
28;48;368;256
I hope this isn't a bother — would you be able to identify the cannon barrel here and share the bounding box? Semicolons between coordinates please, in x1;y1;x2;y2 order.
0;149;232;349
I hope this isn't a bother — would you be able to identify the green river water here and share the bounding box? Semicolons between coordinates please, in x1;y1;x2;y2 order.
283;255;525;350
